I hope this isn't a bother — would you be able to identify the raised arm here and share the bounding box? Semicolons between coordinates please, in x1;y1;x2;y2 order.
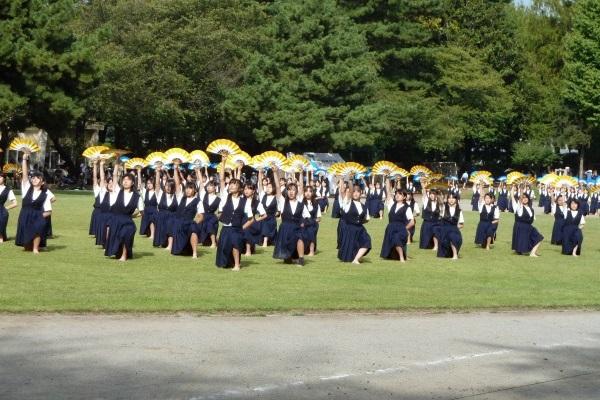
21;152;30;184
173;164;182;195
136;168;143;191
272;164;282;200
92;160;99;188
385;176;392;205
298;169;304;198
99;160;106;189
194;166;204;194
154;165;162;195
257;169;264;194
219;154;227;195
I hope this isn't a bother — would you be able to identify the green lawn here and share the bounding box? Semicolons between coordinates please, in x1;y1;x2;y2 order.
0;191;599;313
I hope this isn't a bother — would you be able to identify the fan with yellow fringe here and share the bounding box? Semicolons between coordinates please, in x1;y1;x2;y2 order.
206;139;241;156
469;171;493;184
589;185;600;194
189;150;210;167
410;164;431;176
288;155;310;172
539;173;558;185
372;161;397;176
9;137;41;153
255;151;286;169
230;151;251;166
552;176;578;188
165;148;190;164
327;162;345;175
2;163;21;174
391;167;409;178
124;158;147;170
506;171;525;185
514;176;536;185
82;145;110;160
215;159;238;171
336;162;367;176
145;152;167;168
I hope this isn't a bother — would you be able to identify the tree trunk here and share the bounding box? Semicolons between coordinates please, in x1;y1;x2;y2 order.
578;147;585;179
47;130;77;175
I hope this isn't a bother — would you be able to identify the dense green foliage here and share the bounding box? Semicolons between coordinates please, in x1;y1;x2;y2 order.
1;0;597;173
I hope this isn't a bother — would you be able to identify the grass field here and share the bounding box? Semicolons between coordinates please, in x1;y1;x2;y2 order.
1;191;599;313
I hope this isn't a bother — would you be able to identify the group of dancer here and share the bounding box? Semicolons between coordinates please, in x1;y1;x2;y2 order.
86;154;322;268
0;153;590;266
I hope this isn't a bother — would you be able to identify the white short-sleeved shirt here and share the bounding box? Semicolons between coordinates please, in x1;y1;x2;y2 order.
277;197;311;219
386;201;414;220
176;192;205;215
478;203;500;220
218;194;255;227
93;185;102;198
441;204;464;224
340;198;370;221
0;185;16;202
21;180;52;212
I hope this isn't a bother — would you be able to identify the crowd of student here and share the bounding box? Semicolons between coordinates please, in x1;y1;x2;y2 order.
0;154;592;265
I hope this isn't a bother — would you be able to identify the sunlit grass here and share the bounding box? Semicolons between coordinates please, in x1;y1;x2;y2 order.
1;191;599;312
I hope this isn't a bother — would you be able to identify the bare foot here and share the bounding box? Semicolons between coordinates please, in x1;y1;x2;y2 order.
210;244;216;249
352;260;360;265
530;253;539;258
232;266;241;271
307;253;315;257
243;252;251;257
118;257;127;262
452;256;458;260
192;254;198;259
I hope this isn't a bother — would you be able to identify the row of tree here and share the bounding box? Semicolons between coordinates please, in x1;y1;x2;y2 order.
0;0;598;175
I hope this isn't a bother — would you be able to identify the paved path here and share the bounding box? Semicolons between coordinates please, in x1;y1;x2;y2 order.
1;311;599;399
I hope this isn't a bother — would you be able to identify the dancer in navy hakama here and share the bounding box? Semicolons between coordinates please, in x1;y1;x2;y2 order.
215;155;255;271
138;173;158;239
15;153;52;253
104;165;140;261
435;194;464;259
550;195;567;245
511;194;543;256
337;177;371;264
198;181;220;247
301;185;322;257
561;200;585;256
419;189;441;250
474;193;499;250
272;166;310;266
380;177;414;262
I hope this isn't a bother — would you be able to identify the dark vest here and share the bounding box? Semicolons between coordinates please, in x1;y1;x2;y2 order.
176;196;200;220
203;193;220;215
388;202;409;224
22;186;48;211
442;204;460;226
564;210;583;227
479;205;497;222
110;190;139;216
158;193;178;212
515;206;535;224
262;195;278;216
281;198;304;225
422;200;440;222
342;201;367;226
219;194;247;227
